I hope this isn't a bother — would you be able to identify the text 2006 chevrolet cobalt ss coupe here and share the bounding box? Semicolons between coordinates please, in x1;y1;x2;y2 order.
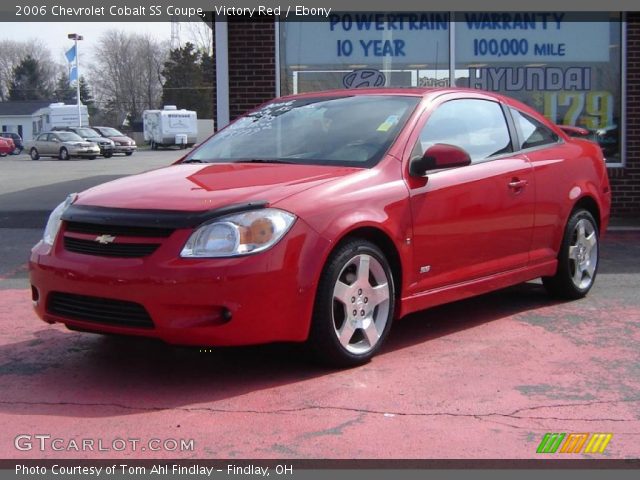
30;88;611;366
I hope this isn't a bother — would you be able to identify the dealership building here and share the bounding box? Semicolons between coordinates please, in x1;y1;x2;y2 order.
207;12;638;217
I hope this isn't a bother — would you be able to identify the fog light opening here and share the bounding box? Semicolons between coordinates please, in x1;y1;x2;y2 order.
221;307;233;323
31;285;40;304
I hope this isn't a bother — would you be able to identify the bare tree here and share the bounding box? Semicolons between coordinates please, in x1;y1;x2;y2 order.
0;39;61;101
181;18;213;56
90;30;168;125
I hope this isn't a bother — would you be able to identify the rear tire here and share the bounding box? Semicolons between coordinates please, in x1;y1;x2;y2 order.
59;148;69;161
307;239;395;368
543;209;599;299
30;148;40;160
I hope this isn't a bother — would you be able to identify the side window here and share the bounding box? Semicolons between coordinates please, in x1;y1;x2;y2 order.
411;99;512;163
511;108;559;150
37;134;47;141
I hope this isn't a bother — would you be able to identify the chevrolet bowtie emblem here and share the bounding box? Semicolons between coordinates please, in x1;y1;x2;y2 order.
95;234;116;244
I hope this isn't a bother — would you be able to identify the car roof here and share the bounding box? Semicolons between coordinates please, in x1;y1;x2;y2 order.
279;87;514;101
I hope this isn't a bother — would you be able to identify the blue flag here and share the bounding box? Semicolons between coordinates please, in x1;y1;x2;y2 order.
69;66;78;84
65;45;76;63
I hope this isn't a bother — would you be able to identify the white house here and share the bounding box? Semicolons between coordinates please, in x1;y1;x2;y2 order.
0;101;89;141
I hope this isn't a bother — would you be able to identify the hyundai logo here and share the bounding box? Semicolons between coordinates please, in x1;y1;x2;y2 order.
342;69;386;89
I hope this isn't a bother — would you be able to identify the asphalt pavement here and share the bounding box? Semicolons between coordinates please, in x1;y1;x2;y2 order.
0;150;638;459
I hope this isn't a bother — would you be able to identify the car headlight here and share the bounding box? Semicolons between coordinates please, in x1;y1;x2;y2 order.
180;208;296;258
43;193;77;246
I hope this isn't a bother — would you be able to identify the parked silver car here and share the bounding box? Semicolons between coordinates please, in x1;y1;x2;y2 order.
27;132;101;160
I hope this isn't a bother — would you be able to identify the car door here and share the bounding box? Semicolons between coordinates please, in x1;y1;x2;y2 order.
404;96;535;295
34;134;49;154
509;107;572;266
44;133;60;155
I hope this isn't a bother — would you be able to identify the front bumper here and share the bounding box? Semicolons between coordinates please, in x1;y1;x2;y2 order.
113;144;137;153
69;147;100;156
29;219;330;346
98;145;115;155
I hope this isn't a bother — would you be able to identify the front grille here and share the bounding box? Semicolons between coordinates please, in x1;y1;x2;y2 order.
48;292;154;329
64;237;160;258
65;222;173;238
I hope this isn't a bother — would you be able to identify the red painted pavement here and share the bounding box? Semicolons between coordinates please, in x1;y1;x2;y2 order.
0;234;639;459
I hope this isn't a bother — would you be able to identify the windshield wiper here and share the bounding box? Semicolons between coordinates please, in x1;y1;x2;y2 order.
182;158;206;164
234;159;293;164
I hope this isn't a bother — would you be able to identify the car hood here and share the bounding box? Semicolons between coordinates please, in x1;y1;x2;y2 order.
75;162;360;212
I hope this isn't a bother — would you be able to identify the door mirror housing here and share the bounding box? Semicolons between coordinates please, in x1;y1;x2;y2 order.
409;143;472;177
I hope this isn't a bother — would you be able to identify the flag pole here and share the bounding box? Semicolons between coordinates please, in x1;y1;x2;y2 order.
75;36;81;126
68;33;83;126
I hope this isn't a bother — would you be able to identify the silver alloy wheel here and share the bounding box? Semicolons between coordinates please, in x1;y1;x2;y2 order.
332;254;391;355
568;218;598;290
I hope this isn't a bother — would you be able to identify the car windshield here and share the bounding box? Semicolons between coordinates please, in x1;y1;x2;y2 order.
56;132;84;142
75;128;99;137
98;127;124;136
186;95;420;167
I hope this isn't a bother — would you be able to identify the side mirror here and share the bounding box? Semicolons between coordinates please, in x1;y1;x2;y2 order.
409;143;471;177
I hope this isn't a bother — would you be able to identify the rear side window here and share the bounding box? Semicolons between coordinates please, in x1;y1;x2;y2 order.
412;99;512;163
511;108;559;150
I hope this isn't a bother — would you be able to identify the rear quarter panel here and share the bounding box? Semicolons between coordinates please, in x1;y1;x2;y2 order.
526;137;610;264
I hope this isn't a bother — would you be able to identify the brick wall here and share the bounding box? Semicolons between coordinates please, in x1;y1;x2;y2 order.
211;17;277;128
609;13;640;217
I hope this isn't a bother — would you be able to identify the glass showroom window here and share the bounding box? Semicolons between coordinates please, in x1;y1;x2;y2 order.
279;13;451;94
454;13;623;165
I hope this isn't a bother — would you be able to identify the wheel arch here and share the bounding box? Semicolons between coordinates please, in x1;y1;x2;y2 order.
327;225;404;313
572;195;602;233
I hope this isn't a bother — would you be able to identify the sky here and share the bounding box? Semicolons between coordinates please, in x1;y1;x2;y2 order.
0;22;174;65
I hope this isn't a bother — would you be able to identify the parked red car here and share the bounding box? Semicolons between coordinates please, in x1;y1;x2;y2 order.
0;137;14;156
30;88;611;366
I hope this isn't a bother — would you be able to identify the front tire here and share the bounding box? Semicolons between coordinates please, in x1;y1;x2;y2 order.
30;148;40;160
59;147;69;160
104;151;113;158
308;239;395;367
125;151;133;156
543;209;599;299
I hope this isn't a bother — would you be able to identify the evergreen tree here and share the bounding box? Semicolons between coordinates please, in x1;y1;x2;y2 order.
8;55;52;100
79;76;97;117
199;52;214;119
54;71;75;103
161;43;210;118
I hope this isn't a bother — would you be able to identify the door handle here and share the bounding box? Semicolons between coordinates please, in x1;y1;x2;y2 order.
508;179;528;191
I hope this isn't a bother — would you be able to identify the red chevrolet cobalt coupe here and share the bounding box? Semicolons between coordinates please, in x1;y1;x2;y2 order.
30;89;611;366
